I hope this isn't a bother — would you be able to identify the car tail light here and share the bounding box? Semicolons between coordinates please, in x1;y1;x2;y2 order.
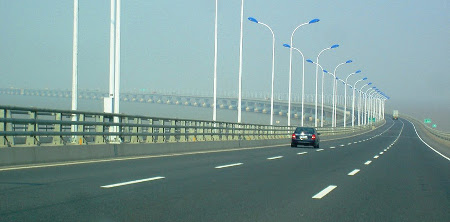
292;133;296;139
312;134;316;140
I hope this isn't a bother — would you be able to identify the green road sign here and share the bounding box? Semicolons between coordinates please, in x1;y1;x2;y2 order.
432;124;437;128
424;119;432;123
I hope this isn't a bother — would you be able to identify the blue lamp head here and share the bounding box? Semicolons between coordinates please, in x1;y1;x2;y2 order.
368;82;372;85
331;44;339;49
283;44;291;48
346;60;353;64
372;86;376;89
355;70;361;74
323;70;328;73
248;17;258;23
306;59;314;63
362;77;368;80
309;19;320;24
336;77;339;80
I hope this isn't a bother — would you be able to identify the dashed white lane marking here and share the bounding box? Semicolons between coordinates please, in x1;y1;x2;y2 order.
380;152;384;155
330;146;336;149
348;169;360;176
374;155;379;159
267;156;283;160
316;149;324;152
312;185;337;199
358;141;362;143
340;144;345;147
297;152;308;155
353;142;358;144
215;163;243;169
101;176;165;188
384;149;387;152
348;143;352;145
365;160;372;165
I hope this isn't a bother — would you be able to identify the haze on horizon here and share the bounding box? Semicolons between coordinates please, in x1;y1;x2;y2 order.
0;0;449;130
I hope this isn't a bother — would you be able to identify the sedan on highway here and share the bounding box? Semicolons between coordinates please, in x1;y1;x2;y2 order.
291;127;320;148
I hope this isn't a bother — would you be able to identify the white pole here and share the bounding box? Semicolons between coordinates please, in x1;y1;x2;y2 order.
314;48;329;127
109;0;115;100
258;23;275;125
113;0;121;141
343;71;357;127
213;0;218;122
352;78;365;127
237;0;244;123
71;0;78;137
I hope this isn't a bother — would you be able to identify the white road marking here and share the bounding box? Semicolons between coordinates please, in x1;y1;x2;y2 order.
312;185;337;199
340;144;345;147
316;149;324;152
348;143;352;145
384;149;387;152
364;160;372;165
267;156;283;160
297;152;308;155
374;155;379;159
358;141;362;143
380;152;384;155
215;163;243;169
330;146;336;149
0;144;289;172
348;169;360;176
101;176;165;188
353;142;358;144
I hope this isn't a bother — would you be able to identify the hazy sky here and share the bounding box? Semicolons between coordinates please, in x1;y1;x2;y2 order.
0;0;449;128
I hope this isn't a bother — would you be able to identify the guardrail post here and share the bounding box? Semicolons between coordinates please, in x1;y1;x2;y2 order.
212;122;220;141
187;121;196;142
168;120;176;142
52;112;63;145
179;120;187;142
196;122;204;141
0;108;13;147
130;117;139;143
205;122;212;141
146;118;154;143
156;119;164;143
26;111;38;146
95;115;104;144
77;114;86;145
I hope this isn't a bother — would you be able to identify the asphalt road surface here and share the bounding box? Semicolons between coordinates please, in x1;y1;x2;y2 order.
0;118;448;221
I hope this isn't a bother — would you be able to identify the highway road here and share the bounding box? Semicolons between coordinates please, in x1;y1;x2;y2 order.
0;118;448;221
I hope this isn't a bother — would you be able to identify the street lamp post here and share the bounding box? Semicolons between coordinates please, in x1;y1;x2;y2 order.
306;59;328;127
343;70;361;127
358;82;372;126
332;60;352;127
314;44;339;127
213;0;218;122
71;0;79;141
352;77;367;127
283;44;305;126
248;17;276;125
237;0;244;123
287;18;320;126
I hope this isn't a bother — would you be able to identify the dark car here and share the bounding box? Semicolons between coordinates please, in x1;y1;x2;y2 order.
291;127;320;148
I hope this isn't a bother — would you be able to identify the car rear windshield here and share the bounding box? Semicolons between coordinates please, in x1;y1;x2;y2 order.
295;127;315;134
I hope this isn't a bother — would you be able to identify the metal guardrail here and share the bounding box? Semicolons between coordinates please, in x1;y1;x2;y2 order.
0;105;382;147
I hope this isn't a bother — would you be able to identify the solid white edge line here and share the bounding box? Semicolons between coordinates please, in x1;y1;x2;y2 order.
316;149;324;152
101;176;165;188
406;119;450;161
215;163;243;169
348;169;360;176
297;152;308;155
312;185;337;199
364;160;372;165
267;156;283;160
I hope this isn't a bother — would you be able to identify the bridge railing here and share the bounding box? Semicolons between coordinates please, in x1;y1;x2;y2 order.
0;106;382;147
